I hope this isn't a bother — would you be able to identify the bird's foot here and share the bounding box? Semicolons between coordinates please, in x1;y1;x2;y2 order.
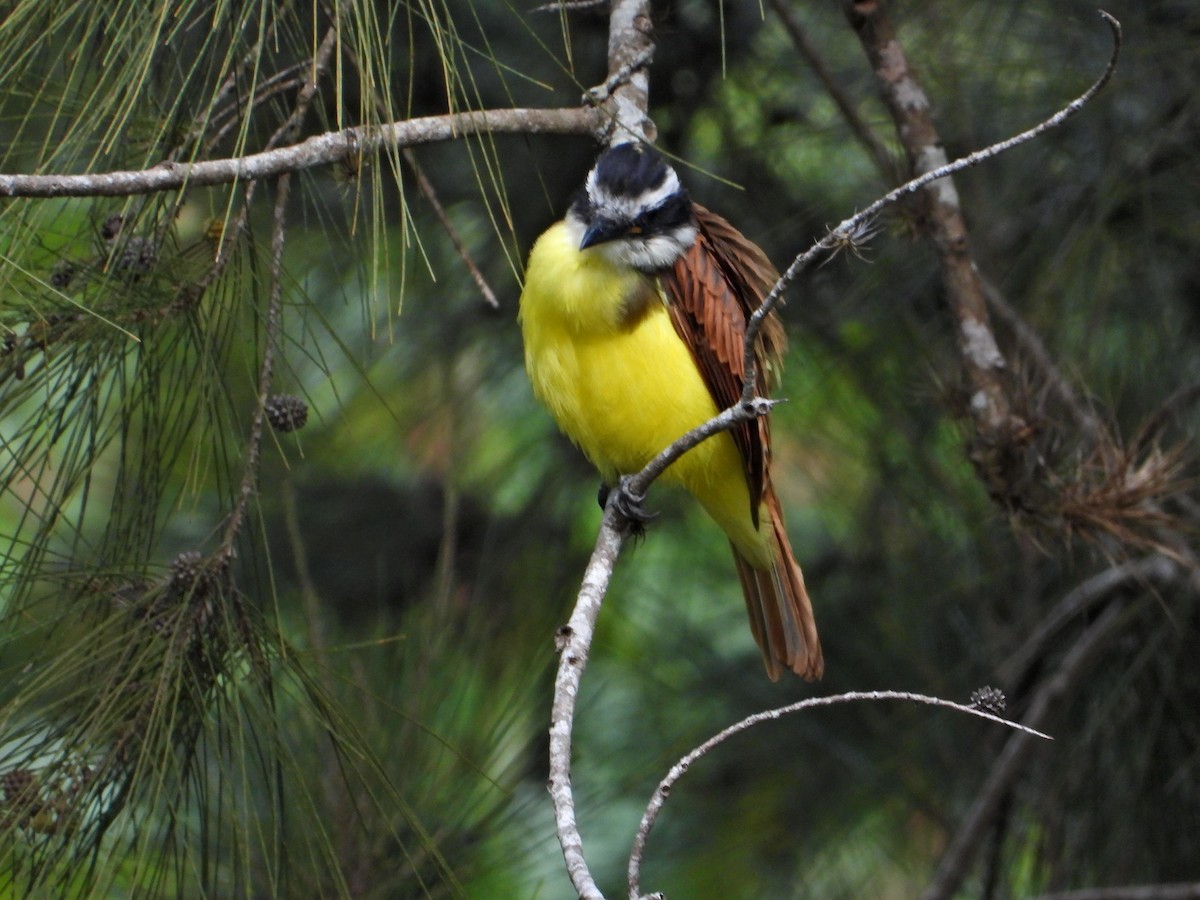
601;477;657;538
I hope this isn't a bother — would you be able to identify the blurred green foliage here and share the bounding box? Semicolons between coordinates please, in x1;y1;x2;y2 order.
1;0;1198;897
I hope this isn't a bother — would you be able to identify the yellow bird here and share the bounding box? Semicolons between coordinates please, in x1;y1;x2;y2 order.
518;143;822;681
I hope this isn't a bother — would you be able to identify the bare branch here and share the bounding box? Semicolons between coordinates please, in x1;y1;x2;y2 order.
628;690;1052;900
531;0;608;12
739;11;1121;405
0;108;602;199
599;0;656;145
625;398;780;498
549;507;627;900
846;0;1020;443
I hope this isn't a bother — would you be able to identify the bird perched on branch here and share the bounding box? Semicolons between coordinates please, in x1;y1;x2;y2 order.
518;142;822;681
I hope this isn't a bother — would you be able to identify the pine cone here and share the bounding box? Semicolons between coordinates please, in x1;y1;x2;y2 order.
101;214;124;242
169;550;218;598
970;686;1007;714
2;768;37;805
264;394;308;432
117;236;158;273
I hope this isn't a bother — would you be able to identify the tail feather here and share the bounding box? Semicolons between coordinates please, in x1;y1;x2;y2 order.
731;491;823;681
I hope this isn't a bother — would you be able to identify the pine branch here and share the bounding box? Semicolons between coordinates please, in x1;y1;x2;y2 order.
0;108;602;199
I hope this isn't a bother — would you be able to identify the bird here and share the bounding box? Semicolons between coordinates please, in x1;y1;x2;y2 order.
518;142;822;681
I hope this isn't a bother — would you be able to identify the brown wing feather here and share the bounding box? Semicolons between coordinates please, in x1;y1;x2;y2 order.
662;204;787;522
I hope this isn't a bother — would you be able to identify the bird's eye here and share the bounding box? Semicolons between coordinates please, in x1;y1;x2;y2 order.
628;224;643;235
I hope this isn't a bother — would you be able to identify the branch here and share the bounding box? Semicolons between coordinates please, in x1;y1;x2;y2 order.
998;555;1181;688
599;0;655;145
549;506;627;900
633;17;1121;505
628;690;1051;900
219;26;336;556
846;0;1018;439
402;148;500;309
0;107;602;199
739;10;1121;404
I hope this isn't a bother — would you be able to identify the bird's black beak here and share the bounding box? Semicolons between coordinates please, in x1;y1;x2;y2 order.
579;218;627;250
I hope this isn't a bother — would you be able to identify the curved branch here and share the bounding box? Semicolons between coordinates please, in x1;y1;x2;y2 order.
0;107;602;199
739;10;1121;404
628;691;1052;900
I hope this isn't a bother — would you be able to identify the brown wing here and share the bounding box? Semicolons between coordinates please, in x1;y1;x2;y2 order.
662;204;788;524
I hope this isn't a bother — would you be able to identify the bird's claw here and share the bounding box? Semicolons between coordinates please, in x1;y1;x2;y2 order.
603;476;657;538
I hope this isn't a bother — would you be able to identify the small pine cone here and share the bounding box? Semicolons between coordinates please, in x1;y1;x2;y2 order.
169;550;214;598
50;261;77;289
101;214;125;242
2;768;37;805
118;236;158;274
265;394;308;433
970;686;1007;714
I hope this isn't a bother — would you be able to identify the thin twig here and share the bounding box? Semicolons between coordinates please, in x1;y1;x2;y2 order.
334;26;503;311
220;171;292;556
220;28;336;554
768;0;897;182
739;11;1121;404
627;690;1051;900
401;148;500;309
530;0;608;13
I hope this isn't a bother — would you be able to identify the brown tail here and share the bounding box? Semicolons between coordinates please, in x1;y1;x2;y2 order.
732;490;823;681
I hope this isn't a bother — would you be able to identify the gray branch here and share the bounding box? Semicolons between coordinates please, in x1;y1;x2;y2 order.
0;107;601;198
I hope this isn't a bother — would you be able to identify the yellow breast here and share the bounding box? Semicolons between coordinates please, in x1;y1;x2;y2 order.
519;221;762;558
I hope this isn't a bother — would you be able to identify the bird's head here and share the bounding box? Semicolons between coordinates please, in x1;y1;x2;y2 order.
567;143;698;273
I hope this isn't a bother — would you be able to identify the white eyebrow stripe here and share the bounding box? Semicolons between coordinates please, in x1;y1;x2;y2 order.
585;166;682;221
637;167;680;210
